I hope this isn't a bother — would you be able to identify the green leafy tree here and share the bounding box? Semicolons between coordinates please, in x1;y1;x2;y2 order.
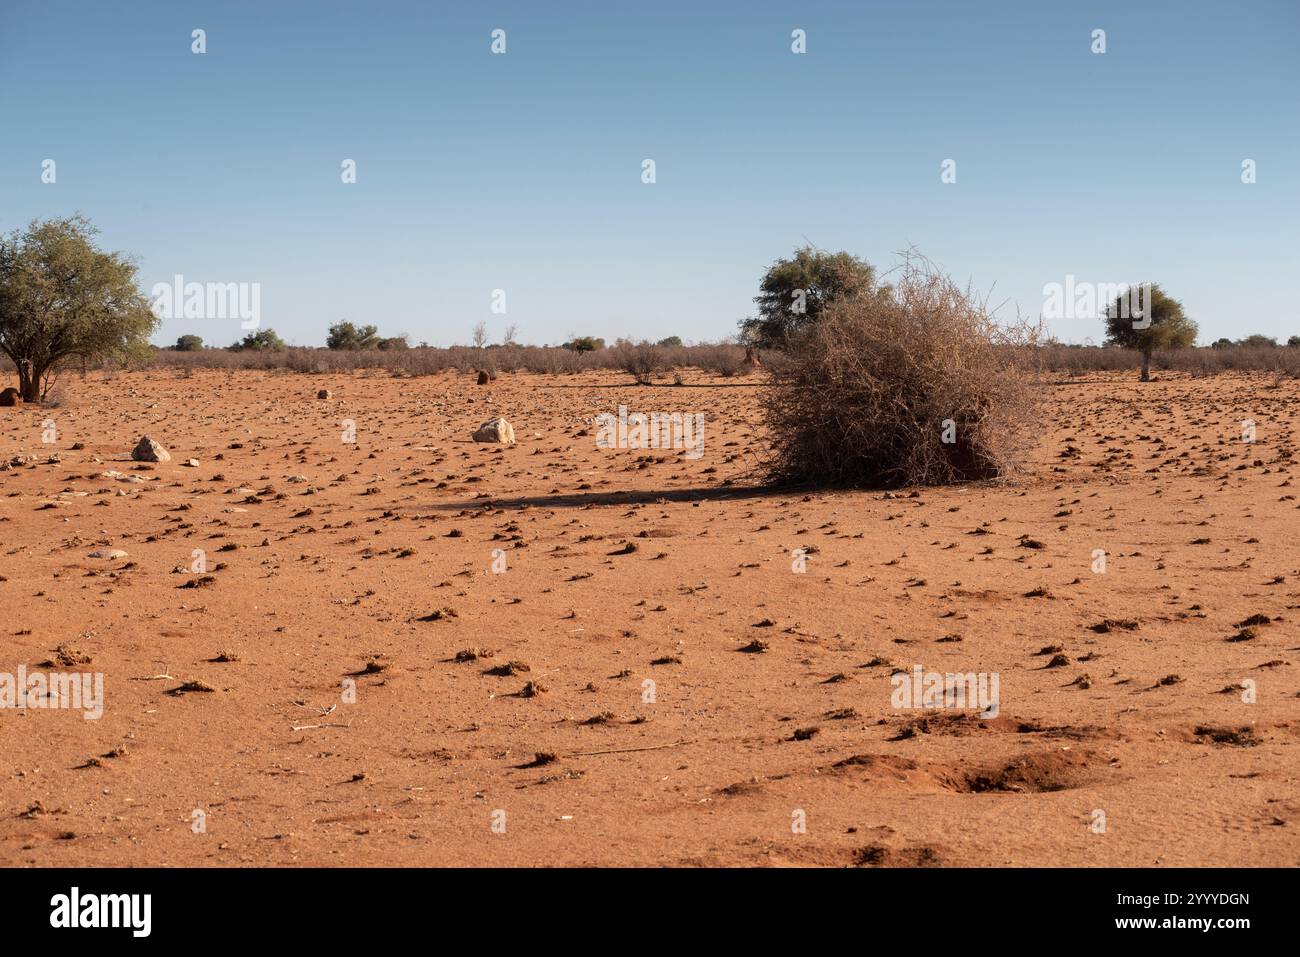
1288;335;1300;348
657;335;683;347
326;321;380;350
0;215;157;401
376;335;409;351
175;334;204;351
740;246;876;348
231;328;285;351
1102;283;1197;381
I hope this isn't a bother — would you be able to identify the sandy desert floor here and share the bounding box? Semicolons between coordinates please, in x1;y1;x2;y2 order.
0;367;1297;867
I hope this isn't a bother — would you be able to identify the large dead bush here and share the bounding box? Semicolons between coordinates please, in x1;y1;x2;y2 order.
762;258;1040;487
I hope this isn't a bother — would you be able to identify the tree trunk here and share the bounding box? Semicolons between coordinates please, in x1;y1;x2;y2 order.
1140;351;1151;382
18;361;43;403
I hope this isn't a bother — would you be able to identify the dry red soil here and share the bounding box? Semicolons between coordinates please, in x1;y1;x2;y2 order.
1;368;1297;866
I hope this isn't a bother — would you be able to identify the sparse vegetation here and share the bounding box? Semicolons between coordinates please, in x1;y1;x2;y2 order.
761;255;1040;487
611;338;665;383
0;215;157;401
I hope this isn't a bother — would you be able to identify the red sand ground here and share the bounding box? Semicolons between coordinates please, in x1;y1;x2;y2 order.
0;368;1297;866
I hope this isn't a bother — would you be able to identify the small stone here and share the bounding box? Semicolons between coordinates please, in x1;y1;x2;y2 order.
88;549;128;560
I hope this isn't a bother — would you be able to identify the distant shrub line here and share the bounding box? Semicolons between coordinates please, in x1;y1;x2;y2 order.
115;341;759;378
1037;342;1300;376
8;340;1292;380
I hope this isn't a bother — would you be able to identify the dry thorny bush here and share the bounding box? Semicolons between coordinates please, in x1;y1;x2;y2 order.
762;256;1042;488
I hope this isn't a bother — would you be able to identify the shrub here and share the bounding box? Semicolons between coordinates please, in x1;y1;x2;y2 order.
175;334;204;351
612;339;664;383
761;256;1040;488
691;343;750;377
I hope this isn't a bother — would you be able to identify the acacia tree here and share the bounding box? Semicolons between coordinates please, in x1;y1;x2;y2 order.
231;328;285;351
326;321;380;350
740;246;876;348
1102;283;1196;381
0;216;156;401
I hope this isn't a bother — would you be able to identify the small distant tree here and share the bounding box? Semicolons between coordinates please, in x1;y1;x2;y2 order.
0;215;157;401
472;321;489;349
1288;335;1300;348
657;335;683;347
1211;337;1234;349
326;321;379;350
563;336;604;353
175;334;204;351
1238;334;1278;348
231;328;285;351
503;324;519;346
740;246;876;348
376;335;408;351
1102;284;1196;381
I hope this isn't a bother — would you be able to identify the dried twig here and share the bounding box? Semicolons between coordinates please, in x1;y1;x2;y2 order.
569;740;693;757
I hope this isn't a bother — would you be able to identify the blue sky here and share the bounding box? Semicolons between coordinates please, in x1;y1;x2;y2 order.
1;0;1296;347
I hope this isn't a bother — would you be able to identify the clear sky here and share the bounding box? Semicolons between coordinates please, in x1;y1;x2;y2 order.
1;0;1296;348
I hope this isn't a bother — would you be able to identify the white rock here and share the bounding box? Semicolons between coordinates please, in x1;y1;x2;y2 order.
88;549;128;560
472;417;515;444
